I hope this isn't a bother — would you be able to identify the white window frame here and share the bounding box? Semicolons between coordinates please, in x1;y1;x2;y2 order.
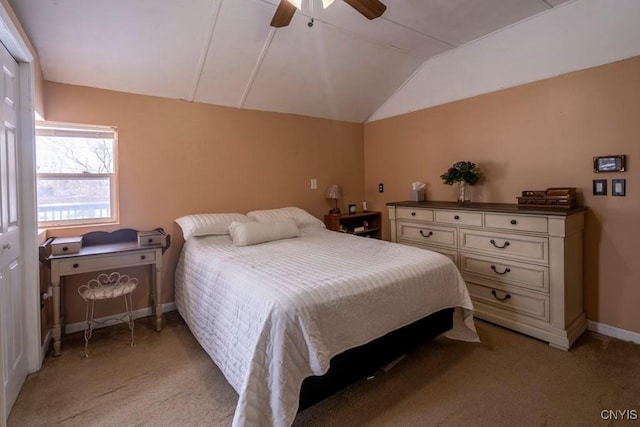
35;121;119;228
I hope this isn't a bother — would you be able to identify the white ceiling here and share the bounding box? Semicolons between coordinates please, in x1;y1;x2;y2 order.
9;0;570;123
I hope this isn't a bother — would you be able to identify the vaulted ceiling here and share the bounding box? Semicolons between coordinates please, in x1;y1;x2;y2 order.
10;0;569;123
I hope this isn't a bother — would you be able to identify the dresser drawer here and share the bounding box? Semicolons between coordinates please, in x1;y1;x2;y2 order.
398;222;457;249
485;213;548;233
435;210;483;227
58;250;157;275
460;254;549;292
399;241;457;264
459;229;548;263
468;281;549;321
397;207;434;222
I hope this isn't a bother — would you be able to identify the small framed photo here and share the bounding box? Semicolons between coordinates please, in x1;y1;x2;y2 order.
593;155;625;173
593;179;607;195
612;179;626;196
348;204;357;214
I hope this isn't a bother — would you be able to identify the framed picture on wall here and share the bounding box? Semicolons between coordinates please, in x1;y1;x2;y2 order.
612;179;626;196
593;155;625;173
593;179;607;195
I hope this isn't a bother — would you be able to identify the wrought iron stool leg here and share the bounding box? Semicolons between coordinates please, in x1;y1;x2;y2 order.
83;299;95;358
124;292;136;348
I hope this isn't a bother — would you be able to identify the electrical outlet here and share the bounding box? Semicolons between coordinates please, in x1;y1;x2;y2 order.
378;183;384;193
310;179;317;190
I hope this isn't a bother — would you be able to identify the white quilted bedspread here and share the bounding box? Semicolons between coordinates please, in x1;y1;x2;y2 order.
174;227;477;427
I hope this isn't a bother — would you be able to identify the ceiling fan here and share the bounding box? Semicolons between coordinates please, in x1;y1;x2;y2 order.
270;0;387;28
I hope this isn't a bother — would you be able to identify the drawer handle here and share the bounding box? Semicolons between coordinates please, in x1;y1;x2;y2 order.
419;230;433;238
73;263;79;269
411;212;416;216
148;238;153;243
491;265;511;275
454;215;460;220
62;246;69;252
510;219;517;225
490;239;510;249
141;255;146;260
491;290;511;301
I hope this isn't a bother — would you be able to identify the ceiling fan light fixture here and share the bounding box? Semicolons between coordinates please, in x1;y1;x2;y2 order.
287;0;303;10
272;0;386;28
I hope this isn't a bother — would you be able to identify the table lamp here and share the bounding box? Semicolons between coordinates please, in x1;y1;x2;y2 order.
326;184;343;214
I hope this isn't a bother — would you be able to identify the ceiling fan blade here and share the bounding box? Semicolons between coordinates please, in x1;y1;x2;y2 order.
270;0;297;27
344;0;387;20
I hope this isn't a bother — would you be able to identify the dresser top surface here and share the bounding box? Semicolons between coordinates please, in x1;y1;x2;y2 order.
386;200;587;216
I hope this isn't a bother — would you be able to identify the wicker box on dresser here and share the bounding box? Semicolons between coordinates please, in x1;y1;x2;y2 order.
387;201;587;350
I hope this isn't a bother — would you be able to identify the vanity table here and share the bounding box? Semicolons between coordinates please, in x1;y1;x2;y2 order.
39;228;170;356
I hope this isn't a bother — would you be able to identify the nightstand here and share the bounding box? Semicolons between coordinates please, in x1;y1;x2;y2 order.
324;211;382;239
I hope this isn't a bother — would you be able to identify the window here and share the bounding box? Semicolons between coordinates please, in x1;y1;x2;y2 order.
36;121;118;227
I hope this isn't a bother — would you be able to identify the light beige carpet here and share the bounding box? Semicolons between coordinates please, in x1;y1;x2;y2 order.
8;311;640;426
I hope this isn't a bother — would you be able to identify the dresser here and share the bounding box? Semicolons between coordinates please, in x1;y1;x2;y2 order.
387;201;587;350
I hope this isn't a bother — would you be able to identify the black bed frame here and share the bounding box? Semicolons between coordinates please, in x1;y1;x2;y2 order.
298;307;454;411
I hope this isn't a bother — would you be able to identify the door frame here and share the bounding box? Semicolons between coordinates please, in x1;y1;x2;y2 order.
0;0;41;397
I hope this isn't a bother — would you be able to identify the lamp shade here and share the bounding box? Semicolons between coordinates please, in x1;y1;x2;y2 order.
326;184;342;200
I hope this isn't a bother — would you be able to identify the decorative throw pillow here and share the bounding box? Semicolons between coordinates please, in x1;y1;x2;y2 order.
228;218;300;246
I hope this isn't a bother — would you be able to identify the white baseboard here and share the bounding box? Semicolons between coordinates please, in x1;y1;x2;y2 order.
587;320;640;345
64;302;177;335
41;330;52;365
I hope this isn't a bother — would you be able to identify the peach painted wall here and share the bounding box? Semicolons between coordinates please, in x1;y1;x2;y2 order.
364;56;640;335
42;82;364;324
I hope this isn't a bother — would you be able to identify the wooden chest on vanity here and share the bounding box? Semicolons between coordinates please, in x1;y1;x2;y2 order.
387;201;587;350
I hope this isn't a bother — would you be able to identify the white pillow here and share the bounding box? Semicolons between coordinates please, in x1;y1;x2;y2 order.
228;218;300;247
175;213;252;239
246;207;326;229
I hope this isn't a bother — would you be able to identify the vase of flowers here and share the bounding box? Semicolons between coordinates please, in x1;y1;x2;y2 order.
457;181;467;204
440;161;481;204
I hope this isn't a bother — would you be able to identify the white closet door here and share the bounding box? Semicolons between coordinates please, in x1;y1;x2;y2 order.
0;40;26;422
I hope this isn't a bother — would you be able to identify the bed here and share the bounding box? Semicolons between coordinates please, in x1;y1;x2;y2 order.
174;208;478;427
